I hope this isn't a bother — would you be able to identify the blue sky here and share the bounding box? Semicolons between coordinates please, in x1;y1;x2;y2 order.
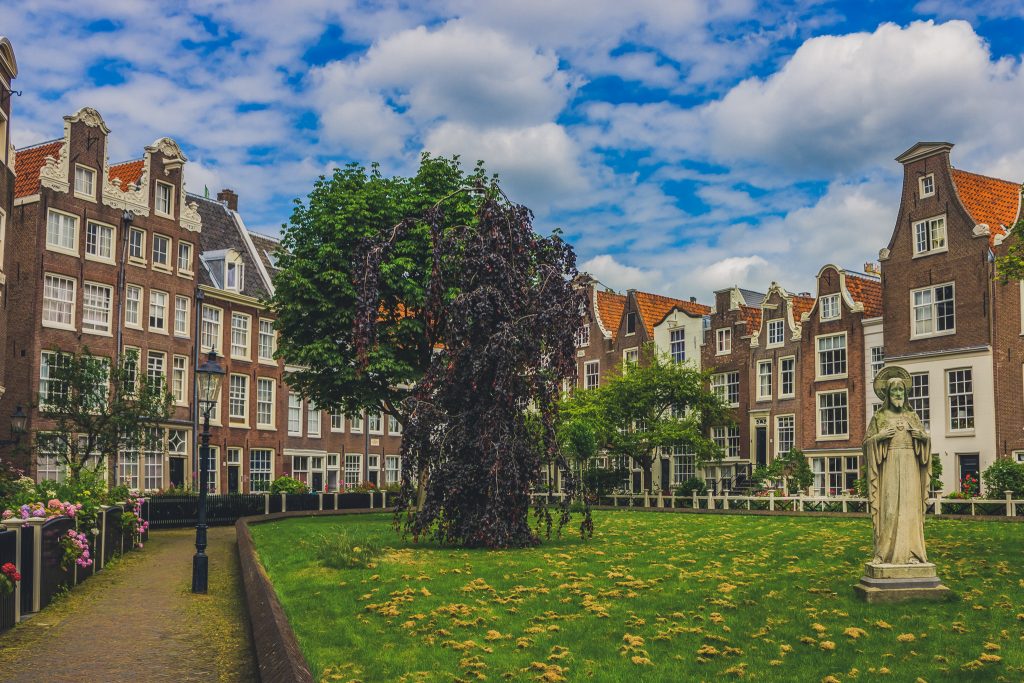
2;0;1023;300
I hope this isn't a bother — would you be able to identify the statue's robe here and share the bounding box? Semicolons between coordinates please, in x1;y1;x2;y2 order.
864;408;931;564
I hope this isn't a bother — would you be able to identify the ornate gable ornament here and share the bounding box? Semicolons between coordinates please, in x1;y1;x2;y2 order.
180;195;202;233
146;137;188;169
41;108;113;193
146;137;201;233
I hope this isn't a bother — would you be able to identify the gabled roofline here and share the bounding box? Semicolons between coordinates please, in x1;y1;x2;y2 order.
896;141;953;165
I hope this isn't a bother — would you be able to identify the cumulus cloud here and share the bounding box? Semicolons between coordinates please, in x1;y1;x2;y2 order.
579;254;665;293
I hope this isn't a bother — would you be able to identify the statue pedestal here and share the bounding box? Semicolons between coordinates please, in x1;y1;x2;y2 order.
854;563;954;603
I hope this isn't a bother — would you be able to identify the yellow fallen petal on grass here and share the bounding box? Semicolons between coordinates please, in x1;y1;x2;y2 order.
819;641;836;651
631;656;654;666
874;620;892;630
897;633;916;643
811;623;827;634
982;642;1000;651
843;627;867;639
485;630;503;641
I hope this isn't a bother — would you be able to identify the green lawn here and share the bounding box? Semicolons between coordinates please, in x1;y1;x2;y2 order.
250;511;1024;682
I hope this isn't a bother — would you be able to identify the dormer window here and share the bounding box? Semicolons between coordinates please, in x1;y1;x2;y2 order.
155;181;174;217
625;311;637;335
225;257;244;292
919;174;935;199
74;165;96;199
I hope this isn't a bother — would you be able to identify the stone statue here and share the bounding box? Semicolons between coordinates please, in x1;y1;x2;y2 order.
855;365;952;603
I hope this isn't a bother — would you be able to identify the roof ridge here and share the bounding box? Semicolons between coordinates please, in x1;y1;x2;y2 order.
951;166;1021;186
247;229;281;243
110;157;144;167
15;138;62;151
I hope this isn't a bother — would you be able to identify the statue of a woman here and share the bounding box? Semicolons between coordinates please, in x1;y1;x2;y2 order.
863;367;931;565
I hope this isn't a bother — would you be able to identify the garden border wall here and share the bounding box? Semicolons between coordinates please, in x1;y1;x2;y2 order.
235;508;393;683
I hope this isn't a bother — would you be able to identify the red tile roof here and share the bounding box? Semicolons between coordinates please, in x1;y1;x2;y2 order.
791;295;815;321
951;168;1022;245
636;291;711;337
740;306;761;334
109;159;145;191
846;273;882;317
595;290;626;339
13;140;62;198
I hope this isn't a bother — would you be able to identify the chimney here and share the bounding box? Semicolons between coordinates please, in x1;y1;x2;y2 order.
217;188;239;211
689;296;697;303
863;262;879;275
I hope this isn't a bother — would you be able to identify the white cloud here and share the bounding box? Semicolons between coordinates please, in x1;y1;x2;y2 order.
579;254;664;293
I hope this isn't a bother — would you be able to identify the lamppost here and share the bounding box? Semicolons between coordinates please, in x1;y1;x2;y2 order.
0;407;27;448
192;350;224;594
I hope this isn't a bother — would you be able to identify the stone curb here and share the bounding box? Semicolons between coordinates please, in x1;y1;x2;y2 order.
235;507;394;683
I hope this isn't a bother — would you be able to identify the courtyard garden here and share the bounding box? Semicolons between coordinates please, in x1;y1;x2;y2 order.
251;511;1024;682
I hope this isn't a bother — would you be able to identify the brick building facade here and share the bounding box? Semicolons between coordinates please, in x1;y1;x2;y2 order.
0;38;17;406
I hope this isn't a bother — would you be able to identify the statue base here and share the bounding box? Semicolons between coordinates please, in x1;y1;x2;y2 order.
854;563;954;604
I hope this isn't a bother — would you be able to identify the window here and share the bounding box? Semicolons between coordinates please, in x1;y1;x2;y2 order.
766;319;784;346
46;209;78;253
716;328;732;355
819;294;840;321
670;329;685;363
128;227;145;261
584;361;600;390
40;351;70;405
125;285;142;328
775;415;795;457
155;181;174;216
913;215;947;255
779;357;795;398
177;242;193;274
149;290;168;332
344;454;362;486
82;282;113;333
711;371;740;407
287;393;302;435
575;324;590;348
119;450;140;490
912;283;955;337
947;368;974;432
870;346;885;379
388;414;402;435
368;412;383;434
712;426;741;459
147;351;166;390
168;429;187;457
201;305;222;352
85;221;114;261
757;360;772;400
42;274;76;329
291;455;309;484
817;333;847;379
226;259;244;291
152;234;171;268
623;348;638;369
229;374;248;423
203;447;219;493
919;174;935;198
74;165;96;198
230;313;250;359
306;402;321;437
123;348;140;396
256;378;275;428
385;455;401;484
817;390;849;438
36;449;65;483
909;372;930;429
258;320;276;361
143;430;164;491
250;449;273;492
811;456;860;496
670;445;695;485
367;454;380;482
625;311;637;335
172;356;188;404
227;447;242;466
173;296;190;337
330;412;344;432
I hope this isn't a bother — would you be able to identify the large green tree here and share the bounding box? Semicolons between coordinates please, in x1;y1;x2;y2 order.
994;185;1024;282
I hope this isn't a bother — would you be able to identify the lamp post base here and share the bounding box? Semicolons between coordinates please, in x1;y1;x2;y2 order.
192;553;209;594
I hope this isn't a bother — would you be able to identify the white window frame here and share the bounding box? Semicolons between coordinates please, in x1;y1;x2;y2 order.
39;351;70;407
42;273;76;330
775;414;795;458
146;350;167;390
344;453;363;487
766;319;784;347
0;209;6;269
348;413;363;434
388;414;402;435
919;173;935;199
330;412;344;433
230;312;251;360
81;281;113;335
669;328;686;363
46;208;79;256
819;294;840;321
911;282;955;339
385;455;401;485
716;328;732;355
584;360;600;390
155;180;174;217
575;324;590;348
306;401;321;437
174;295;190;337
84;220;115;263
249;449;274;492
912;214;947;257
128;227;146;263
256;378;275;429
711;371;740;408
778;356;795;398
204;446;219;493
172;355;188;405
201;304;223;353
228;374;249;425
177;241;194;275
909;372;930;430
151;233;172;270
816;389;849;440
258;319;276;364
287;393;303;436
756;359;772;401
622;347;638;370
125;284;143;329
816;332;848;380
368;412;383;435
148;289;169;333
74;164;96;200
946;368;975;434
869;346;885;379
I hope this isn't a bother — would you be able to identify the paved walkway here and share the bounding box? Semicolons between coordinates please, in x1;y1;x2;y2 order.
0;526;256;683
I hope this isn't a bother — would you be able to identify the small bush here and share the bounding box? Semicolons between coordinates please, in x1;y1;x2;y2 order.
675;478;707;497
315;531;384;569
270;476;310;495
982;458;1024;497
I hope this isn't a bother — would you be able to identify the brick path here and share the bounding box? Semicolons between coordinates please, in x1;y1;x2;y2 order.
0;526;256;683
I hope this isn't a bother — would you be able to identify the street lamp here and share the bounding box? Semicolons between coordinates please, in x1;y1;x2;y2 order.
0;406;27;447
192;349;224;594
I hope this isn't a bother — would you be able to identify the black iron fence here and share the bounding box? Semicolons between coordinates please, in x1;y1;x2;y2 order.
0;529;16;632
102;506;123;567
39;517;74;612
19;523;34;616
144;492;390;529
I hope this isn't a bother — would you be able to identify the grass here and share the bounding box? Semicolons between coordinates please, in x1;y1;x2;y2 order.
250;511;1024;682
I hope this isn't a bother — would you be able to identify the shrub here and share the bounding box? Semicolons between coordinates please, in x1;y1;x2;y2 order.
270;476;310;495
315;531;383;569
982;458;1024;497
674;477;707;498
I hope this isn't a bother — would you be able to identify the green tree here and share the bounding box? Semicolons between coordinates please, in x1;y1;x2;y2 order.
993;184;1024;283
35;348;172;483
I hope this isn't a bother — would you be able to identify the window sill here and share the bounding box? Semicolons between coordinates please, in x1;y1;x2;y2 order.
155;211;174;220
124;323;144;331
816;434;850;442
73;192;97;203
716;351;732;356
816;374;849;382
42;320;76;331
153;264;173;274
231;354;251;362
177;271;194;279
756;396;772;403
945;430;976;438
148;327;169;336
45;245;80;258
82;328;113;337
258;359;278;367
911;329;956;341
779;393;795;400
128;259;148;268
84;254;115;266
256;425;276;431
912;248;949;260
174;331;190;339
229;421;249;429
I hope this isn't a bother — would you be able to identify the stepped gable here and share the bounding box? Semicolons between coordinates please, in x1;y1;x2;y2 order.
595;289;626;340
13;140;62;197
636;291;710;337
845;273;882;317
951;168;1021;245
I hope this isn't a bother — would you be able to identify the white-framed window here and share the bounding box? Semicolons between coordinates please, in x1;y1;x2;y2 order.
46;208;78;253
625;311;637;336
712;426;741;459
74;164;96;199
716;328;732;355
911;283;955;338
119;450;140;490
711;371;740;407
258;319;276;362
330;412;344;432
230;313;250;359
388;414;402;435
203;446;219;493
775;414;795;457
779;357;795;398
344;454;362;486
82;282;113;334
226;258;244;292
177;241;193;274
36;448;66;483
287;393;302;435
817;390;849;439
623;347;638;369
201;305;222;352
947;368;974;432
143;429;164;491
256;378;275;429
575;324;590;348
670;445;695;485
42;273;76;329
367;454;379;480
817;333;847;379
122;346;140;396
229;374;248;424
819;294;840;321
584;361;600;390
39;351;70;406
148;290;168;332
152;234;171;269
919;173;935;198
250;449;273;492
85;221;114;262
226;447;242;466
766;319;784;347
146;351;166;390
174;296;190;337
670;329;685;363
348;413;363;433
870;346;885;379
128;227;145;262
125;284;143;328
811;455;860;497
306;402;321;437
291;455;309;484
172;355;188;404
368;412;383;434
913;215;947;256
909;372;930;430
385;455;400;484
168;428;187;458
757;360;772;400
155;181;174;216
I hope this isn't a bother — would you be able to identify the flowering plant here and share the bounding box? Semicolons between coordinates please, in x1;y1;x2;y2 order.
0;561;20;595
120;493;148;549
960;473;979;497
1;499;83;521
60;529;92;570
